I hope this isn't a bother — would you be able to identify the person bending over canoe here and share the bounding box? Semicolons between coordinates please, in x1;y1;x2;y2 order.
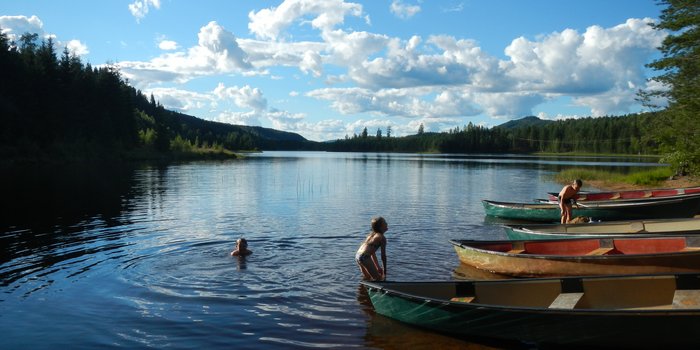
558;179;583;224
355;217;388;281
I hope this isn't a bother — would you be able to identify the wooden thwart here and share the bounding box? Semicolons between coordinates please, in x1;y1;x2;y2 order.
586;247;614;255
549;292;584;309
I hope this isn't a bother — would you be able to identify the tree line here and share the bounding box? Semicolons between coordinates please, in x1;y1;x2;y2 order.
0;30;315;163
327;114;657;155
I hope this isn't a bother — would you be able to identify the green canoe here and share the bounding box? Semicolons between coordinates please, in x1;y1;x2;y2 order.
362;273;700;348
483;193;700;223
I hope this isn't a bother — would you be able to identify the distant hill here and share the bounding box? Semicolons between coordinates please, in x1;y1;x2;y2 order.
495;116;554;130
171;112;309;143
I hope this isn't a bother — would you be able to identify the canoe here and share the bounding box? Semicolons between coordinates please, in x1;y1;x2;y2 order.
483;193;700;222
362;273;700;348
504;217;700;240
546;185;700;202
450;236;700;277
535;193;700;205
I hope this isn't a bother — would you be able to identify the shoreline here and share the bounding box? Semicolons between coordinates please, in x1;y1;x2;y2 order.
586;176;700;192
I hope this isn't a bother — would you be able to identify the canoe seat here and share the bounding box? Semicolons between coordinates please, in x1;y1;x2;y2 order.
672;290;700;309
507;249;525;254
549;292;583;309
585;247;614;255
628;222;645;233
450;296;475;303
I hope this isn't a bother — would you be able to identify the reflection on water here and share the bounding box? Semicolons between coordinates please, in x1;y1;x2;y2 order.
0;153;660;349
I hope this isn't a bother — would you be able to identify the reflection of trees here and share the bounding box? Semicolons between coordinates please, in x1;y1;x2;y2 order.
0;163;140;286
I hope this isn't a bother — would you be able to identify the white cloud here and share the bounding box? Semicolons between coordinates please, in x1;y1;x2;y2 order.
214;83;268;111
307;86;481;119
501;18;665;115
145;87;213;113
117;21;252;86
0;15;89;57
0;15;45;41
129;0;161;22
216;110;263;126
158;39;179;50
390;0;421;19
66;39;89;56
248;0;363;40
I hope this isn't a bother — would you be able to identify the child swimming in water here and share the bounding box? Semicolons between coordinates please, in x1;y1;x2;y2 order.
231;238;252;257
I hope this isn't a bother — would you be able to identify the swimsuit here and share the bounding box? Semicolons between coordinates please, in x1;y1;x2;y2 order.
356;237;383;280
558;195;576;205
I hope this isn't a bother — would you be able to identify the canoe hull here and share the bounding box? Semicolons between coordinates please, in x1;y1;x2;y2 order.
453;243;700;277
451;237;700;277
483;195;700;222
363;277;700;348
504;218;700;240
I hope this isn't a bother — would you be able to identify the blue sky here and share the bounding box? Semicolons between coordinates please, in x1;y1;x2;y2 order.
1;0;667;141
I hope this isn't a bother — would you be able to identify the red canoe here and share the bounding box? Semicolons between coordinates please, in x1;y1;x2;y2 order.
547;186;700;202
451;236;700;277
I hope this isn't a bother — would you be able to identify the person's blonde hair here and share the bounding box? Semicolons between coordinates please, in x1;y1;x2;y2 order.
371;216;386;232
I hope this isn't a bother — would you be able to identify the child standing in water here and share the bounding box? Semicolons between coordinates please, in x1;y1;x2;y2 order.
355;217;388;281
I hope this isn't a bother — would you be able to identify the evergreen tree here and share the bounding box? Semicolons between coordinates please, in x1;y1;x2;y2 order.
642;0;700;175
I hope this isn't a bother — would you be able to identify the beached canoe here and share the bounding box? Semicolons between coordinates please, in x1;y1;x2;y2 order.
546;185;700;202
504;217;700;240
450;236;700;277
482;193;700;222
362;273;700;348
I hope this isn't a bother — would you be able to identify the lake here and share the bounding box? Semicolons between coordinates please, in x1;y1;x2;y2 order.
0;152;661;349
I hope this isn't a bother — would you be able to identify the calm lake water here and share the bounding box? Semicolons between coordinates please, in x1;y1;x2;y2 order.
0;152;660;349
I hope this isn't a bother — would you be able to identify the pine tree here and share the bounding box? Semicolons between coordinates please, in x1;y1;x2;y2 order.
642;0;700;175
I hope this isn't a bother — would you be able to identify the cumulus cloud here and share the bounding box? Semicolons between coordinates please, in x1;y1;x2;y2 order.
117;21;252;86
213;83;268;111
158;39;179;50
304;16;665;123
501;18;665;115
66;39;89;56
0;15;44;40
0;15;89;57
145;87;213;113
390;0;421;19
307;86;481;119
216;110;263;126
248;0;363;40
129;0;161;22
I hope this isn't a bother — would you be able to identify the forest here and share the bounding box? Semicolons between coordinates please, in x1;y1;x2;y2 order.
0;31;317;163
1;0;697;175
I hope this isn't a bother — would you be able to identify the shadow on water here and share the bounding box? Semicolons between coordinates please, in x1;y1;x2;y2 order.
0;162;144;288
1;163;140;231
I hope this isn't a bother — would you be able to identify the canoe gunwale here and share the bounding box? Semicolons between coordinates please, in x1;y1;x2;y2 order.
449;238;700;260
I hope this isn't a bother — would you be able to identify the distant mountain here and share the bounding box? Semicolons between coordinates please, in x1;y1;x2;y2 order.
495;116;554;130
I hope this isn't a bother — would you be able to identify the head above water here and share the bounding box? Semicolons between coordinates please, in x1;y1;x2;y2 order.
237;238;248;248
371;216;388;233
